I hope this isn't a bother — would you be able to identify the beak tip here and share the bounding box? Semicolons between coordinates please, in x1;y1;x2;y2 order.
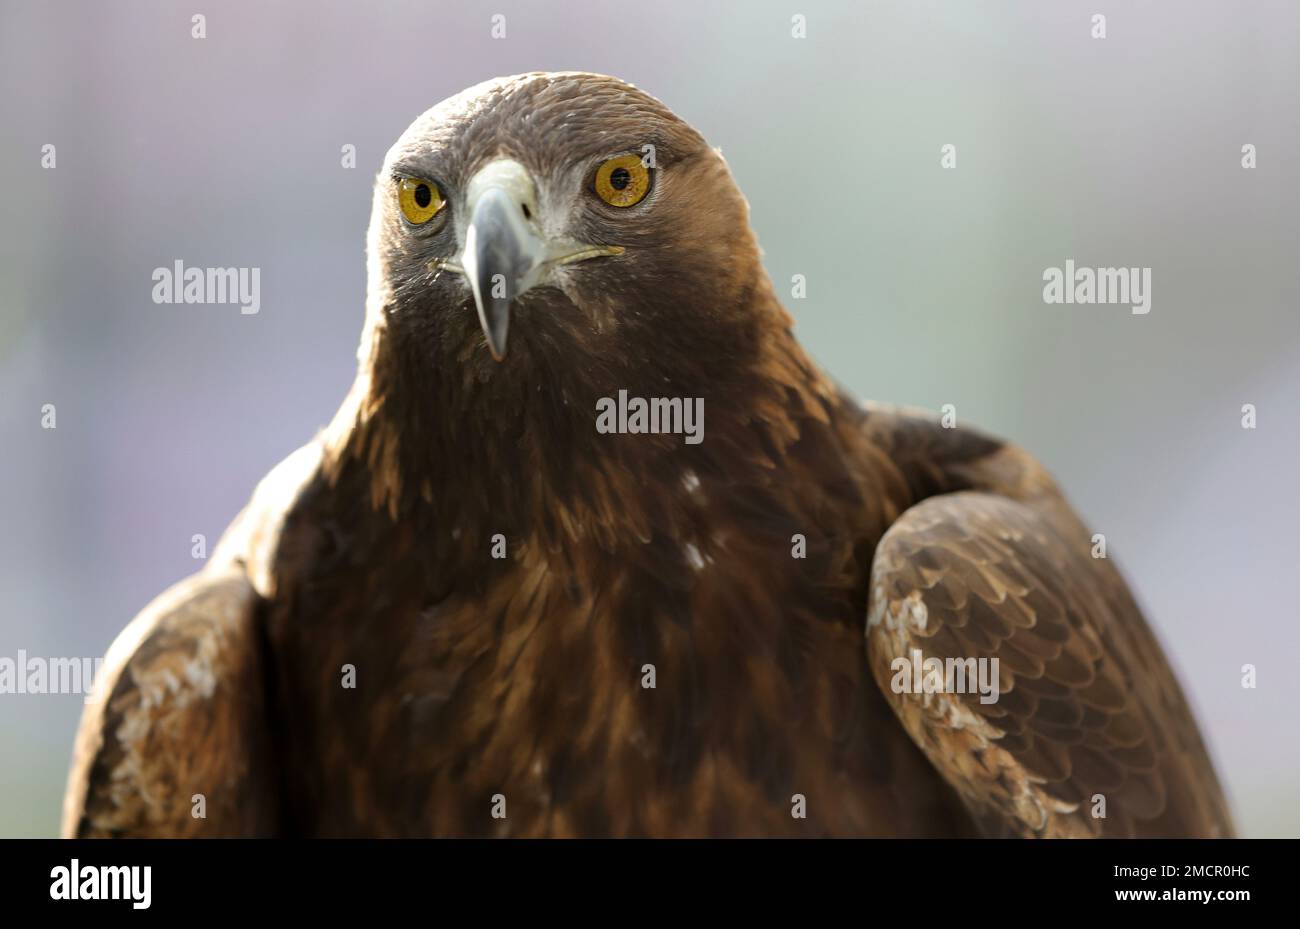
483;314;509;361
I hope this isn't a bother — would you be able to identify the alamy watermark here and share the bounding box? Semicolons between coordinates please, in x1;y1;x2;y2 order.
889;648;1001;705
0;650;105;703
1042;259;1151;315
595;389;703;445
152;260;261;315
50;859;151;910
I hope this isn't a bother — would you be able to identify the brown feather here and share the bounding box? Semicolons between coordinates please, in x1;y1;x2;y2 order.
63;72;1230;838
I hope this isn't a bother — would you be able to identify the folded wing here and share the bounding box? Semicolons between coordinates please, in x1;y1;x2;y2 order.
867;489;1233;837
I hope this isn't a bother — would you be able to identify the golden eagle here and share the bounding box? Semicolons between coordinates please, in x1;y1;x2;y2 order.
63;73;1232;838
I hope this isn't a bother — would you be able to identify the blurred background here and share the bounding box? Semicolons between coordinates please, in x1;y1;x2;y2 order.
0;0;1296;837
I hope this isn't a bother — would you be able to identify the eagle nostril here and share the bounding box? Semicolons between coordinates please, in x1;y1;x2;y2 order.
521;202;532;220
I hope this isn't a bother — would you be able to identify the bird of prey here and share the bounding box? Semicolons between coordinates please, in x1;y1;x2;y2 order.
63;72;1233;838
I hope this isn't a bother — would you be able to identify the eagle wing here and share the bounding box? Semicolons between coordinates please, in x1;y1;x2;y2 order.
62;443;320;837
860;407;1233;837
61;566;279;837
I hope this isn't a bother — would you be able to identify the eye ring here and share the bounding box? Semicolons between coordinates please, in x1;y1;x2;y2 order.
398;177;446;226
594;154;652;208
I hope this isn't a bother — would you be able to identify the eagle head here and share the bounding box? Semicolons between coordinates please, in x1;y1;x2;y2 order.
362;72;772;383
328;72;802;528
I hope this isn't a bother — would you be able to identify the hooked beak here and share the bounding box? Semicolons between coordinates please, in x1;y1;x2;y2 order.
434;159;622;361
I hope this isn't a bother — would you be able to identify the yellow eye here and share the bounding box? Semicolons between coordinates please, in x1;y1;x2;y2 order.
594;154;651;207
398;177;445;225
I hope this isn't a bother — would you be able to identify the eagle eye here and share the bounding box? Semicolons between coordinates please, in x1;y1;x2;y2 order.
594;154;651;208
397;177;446;225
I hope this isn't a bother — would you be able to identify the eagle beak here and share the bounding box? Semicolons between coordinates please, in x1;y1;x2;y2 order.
453;159;623;362
462;166;541;361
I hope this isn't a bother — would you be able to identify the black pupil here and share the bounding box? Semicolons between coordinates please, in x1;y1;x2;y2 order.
414;184;432;208
609;167;631;191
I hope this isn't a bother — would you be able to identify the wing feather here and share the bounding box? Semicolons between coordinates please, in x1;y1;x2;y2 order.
62;567;279;837
62;442;321;837
866;490;1233;838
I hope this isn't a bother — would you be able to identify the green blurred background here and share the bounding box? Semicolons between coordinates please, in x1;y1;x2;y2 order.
1;0;1296;836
